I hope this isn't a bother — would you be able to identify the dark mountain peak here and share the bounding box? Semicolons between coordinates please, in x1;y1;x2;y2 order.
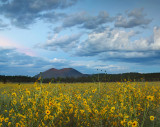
46;68;58;72
60;68;81;73
35;68;84;79
60;68;73;70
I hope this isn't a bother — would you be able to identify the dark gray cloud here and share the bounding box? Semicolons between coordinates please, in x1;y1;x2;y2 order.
54;11;113;32
0;0;78;28
1;47;105;76
40;11;67;23
0;47;72;76
83;11;113;29
99;51;160;65
115;8;152;28
53;8;151;32
0;48;46;68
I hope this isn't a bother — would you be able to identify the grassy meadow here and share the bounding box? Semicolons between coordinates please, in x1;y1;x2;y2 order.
0;80;160;127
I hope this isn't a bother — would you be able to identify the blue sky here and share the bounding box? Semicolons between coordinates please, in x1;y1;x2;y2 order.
0;0;160;76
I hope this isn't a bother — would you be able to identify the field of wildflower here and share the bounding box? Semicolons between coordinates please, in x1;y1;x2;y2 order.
0;80;160;127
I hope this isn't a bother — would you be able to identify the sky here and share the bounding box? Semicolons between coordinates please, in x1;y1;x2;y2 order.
0;0;160;76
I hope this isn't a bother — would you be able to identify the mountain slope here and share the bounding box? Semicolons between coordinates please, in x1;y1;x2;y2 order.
34;68;84;79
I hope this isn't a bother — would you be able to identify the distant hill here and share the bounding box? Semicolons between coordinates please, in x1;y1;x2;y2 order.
34;68;85;79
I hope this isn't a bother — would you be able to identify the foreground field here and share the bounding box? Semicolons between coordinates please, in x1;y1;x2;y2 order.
0;81;160;127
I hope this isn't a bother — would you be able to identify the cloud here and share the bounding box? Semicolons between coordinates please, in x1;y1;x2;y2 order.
49;58;66;63
0;0;78;28
98;51;160;65
0;48;38;67
70;60;128;73
54;11;113;32
0;18;8;30
0;46;128;75
76;28;136;56
0;47;72;76
83;11;113;29
152;26;160;49
40;12;67;23
0;48;36;72
115;8;152;28
0;36;36;56
75;26;160;64
40;33;82;52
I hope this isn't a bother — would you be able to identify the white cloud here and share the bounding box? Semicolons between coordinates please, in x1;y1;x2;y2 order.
76;27;160;57
41;33;81;52
50;58;66;63
152;26;160;49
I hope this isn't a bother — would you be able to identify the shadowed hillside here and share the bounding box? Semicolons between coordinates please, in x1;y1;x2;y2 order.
34;68;84;79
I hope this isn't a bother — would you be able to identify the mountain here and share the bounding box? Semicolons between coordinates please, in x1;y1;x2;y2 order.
34;68;85;79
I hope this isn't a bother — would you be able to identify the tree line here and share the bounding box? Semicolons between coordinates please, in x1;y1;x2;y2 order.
0;75;36;84
0;72;160;83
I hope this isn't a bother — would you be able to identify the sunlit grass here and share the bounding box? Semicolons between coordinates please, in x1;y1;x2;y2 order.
0;81;160;127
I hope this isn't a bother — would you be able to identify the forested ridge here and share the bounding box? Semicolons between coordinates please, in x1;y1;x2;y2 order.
0;72;160;83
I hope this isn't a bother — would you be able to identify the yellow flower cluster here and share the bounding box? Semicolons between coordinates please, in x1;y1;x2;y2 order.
0;81;159;126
